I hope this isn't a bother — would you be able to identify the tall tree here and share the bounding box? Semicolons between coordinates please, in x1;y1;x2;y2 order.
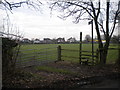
50;0;120;64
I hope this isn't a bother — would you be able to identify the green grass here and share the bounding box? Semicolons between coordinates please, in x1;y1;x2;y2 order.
18;44;119;64
35;66;75;75
106;44;119;64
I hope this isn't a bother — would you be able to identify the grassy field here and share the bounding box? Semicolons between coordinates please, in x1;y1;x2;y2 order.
19;44;119;64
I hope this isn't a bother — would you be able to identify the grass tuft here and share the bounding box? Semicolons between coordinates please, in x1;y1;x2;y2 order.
35;66;76;75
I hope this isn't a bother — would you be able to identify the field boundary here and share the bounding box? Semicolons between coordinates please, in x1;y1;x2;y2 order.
15;44;120;67
16;46;58;67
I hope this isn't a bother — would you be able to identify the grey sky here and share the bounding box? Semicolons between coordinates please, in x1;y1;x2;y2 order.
9;2;94;40
0;0;118;40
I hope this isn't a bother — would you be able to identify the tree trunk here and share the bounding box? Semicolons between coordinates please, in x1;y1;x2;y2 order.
93;18;107;65
99;0;110;65
99;39;110;65
99;47;108;64
94;1;110;65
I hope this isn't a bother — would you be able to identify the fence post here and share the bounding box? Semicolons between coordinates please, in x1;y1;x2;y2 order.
91;20;94;65
57;45;61;61
79;32;82;64
0;37;2;89
96;49;99;64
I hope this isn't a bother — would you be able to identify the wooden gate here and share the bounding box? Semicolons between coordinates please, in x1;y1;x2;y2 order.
57;46;99;65
79;49;99;65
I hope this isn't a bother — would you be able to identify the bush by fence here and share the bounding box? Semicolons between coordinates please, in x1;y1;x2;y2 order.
2;38;19;77
0;32;21;79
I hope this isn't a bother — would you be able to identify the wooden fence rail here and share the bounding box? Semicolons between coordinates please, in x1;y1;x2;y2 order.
61;49;79;52
80;50;97;53
99;48;120;50
57;45;99;65
62;55;79;59
81;54;97;57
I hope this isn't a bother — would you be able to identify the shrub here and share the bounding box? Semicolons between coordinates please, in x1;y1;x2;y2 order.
2;38;19;77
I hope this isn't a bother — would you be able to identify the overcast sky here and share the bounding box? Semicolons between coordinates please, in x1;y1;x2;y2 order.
0;0;118;40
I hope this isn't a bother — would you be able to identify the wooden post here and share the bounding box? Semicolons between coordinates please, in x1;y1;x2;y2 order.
89;19;94;65
79;32;82;64
91;20;94;65
57;45;61;61
0;37;2;89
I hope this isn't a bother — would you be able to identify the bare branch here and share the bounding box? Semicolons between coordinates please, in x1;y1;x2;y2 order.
2;0;42;11
50;1;94;21
96;1;100;18
109;1;120;38
90;1;97;19
73;10;87;23
97;21;106;35
67;1;94;18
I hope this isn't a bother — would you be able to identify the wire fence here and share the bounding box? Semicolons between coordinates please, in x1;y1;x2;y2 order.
0;31;59;68
16;46;58;67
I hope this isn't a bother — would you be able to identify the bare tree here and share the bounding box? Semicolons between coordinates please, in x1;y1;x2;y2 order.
50;0;120;64
0;0;42;77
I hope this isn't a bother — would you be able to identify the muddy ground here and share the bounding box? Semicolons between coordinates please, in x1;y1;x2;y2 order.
2;61;120;89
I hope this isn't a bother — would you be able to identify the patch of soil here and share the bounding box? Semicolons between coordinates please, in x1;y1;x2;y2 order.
2;61;120;88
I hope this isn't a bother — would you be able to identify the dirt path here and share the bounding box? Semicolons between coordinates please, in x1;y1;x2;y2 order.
3;61;120;88
89;79;119;88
